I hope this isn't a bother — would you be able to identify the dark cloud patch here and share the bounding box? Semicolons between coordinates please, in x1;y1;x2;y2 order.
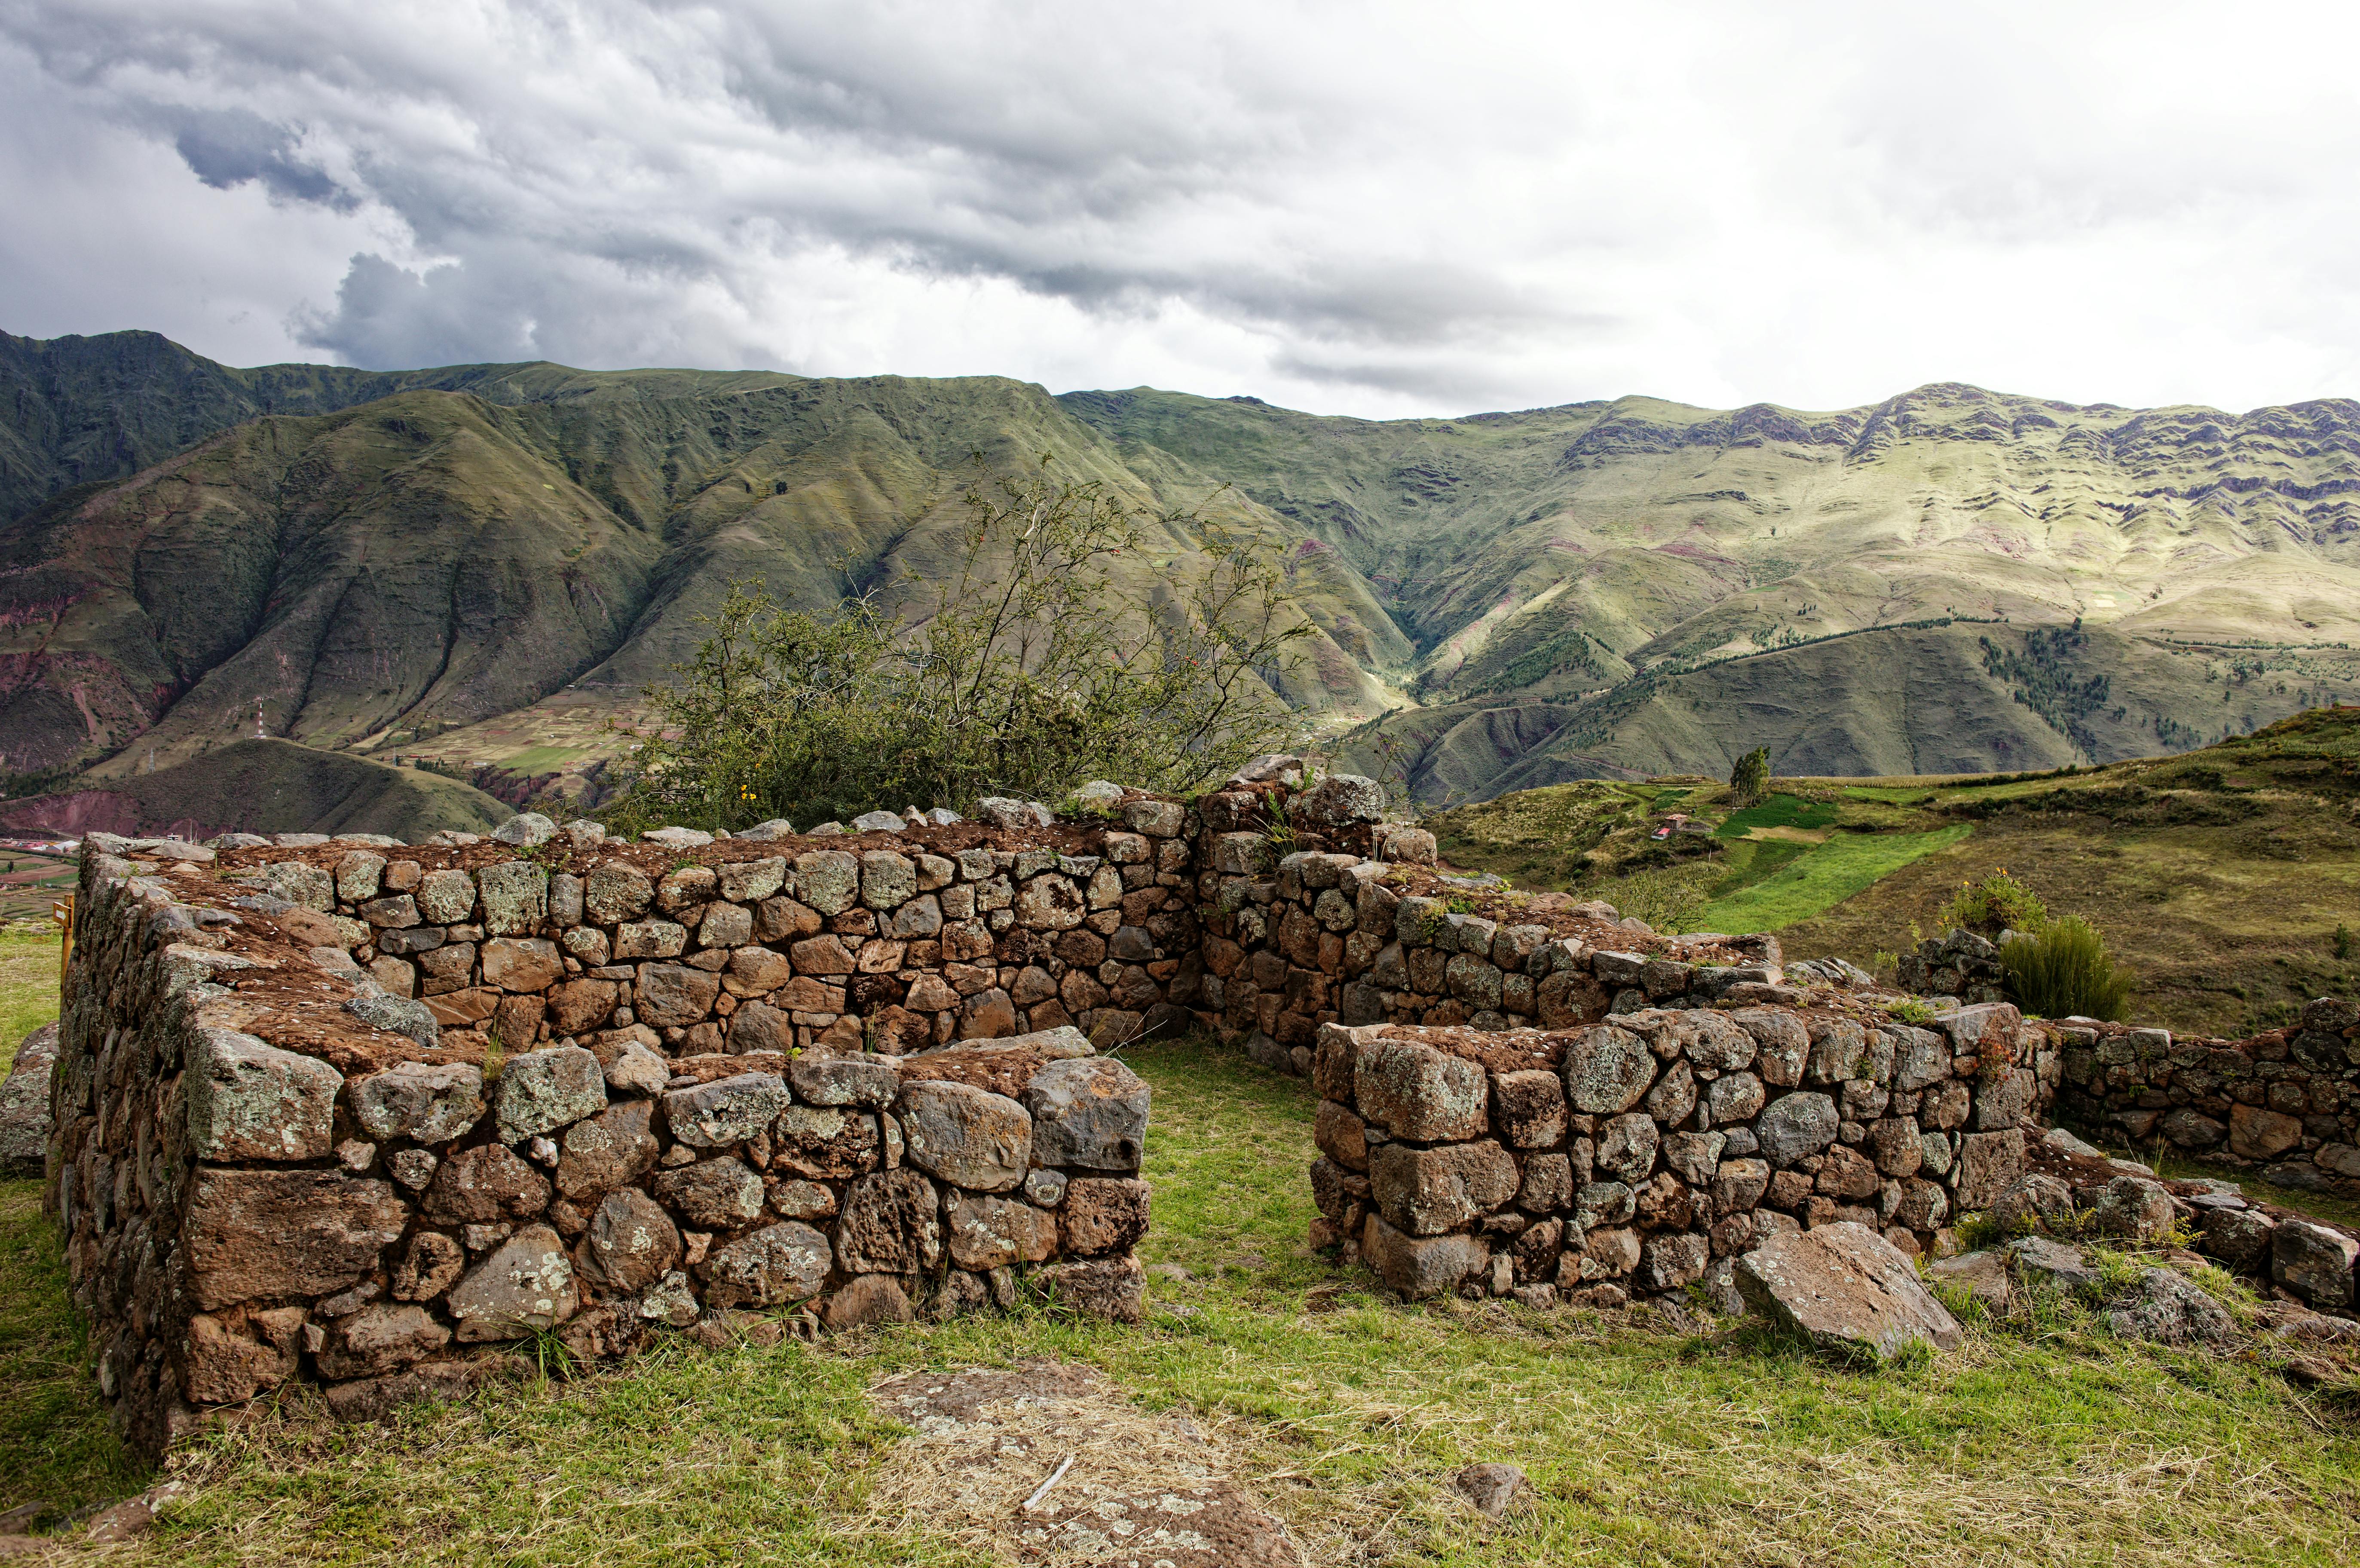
168;107;352;208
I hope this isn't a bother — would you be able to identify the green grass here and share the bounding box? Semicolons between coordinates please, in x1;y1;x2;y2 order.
1713;793;1837;839
4;1036;2357;1562
0;928;61;1077
1696;825;1974;934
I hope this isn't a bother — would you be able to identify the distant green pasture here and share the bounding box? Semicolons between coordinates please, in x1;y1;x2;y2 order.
1698;826;1974;932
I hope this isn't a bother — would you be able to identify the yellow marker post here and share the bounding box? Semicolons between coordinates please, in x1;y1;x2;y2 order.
53;895;72;992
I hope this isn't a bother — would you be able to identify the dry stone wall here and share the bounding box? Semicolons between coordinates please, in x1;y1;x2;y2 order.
46;805;1188;1458
1307;1000;2054;1305
41;758;2360;1458
2052;999;2360;1197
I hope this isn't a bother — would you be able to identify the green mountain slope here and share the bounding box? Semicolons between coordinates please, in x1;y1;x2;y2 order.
4;331;2358;817
0;737;509;840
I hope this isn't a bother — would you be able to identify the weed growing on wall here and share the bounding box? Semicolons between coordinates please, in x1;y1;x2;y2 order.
2002;916;2133;1020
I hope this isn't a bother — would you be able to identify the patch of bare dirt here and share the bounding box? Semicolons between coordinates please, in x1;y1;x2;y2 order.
857;1359;1299;1568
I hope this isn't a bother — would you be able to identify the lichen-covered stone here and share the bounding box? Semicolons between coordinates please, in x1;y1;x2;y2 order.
351;1060;486;1144
946;1194;1060;1270
652;1156;766;1230
793;851;861;916
897;1081;1032;1191
554;1101;660;1200
1357;1039;1488;1140
187;1029;342;1162
1563;1025;1657;1115
789;1050;901;1109
423;1144;551;1224
1022;1056;1150;1170
495;1046;607;1144
449;1223;579;1340
698;1222;832;1308
1756;1093;1839;1167
478;861;549;935
664;1073;790;1148
585;862;654;922
416;867;478;923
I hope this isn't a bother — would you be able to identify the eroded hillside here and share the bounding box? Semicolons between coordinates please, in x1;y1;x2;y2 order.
4;332;2358;812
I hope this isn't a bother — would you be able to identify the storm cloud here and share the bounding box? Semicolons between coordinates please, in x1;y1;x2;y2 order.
4;1;2359;416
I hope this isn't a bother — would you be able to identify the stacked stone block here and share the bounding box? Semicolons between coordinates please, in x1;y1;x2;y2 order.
1308;1001;2056;1303
46;818;1171;1458
2054;998;2360;1197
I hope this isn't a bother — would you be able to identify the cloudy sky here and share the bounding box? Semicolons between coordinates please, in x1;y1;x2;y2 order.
4;1;2357;418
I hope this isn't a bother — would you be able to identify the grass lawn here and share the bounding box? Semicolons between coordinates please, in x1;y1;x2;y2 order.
1713;793;1838;839
3;1035;2355;1564
0;927;62;1077
1696;826;1974;934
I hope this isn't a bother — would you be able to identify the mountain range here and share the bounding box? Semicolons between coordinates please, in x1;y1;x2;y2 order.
4;327;2356;827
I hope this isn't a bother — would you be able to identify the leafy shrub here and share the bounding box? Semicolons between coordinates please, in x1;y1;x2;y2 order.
1935;868;2049;935
2001;916;2131;1021
604;460;1312;831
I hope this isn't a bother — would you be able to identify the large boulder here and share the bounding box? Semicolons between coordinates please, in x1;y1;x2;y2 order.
1733;1221;1962;1360
1021;1057;1149;1170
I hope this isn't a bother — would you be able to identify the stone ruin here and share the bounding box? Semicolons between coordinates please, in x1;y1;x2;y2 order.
43;801;1189;1457
23;758;2360;1455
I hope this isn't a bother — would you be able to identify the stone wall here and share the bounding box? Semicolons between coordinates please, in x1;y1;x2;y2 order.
1307;999;2055;1305
46;806;1184;1458
1188;778;1802;1072
2052;999;2360;1197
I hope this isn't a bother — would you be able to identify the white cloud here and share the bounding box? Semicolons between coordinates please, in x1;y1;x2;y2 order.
4;0;2359;415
